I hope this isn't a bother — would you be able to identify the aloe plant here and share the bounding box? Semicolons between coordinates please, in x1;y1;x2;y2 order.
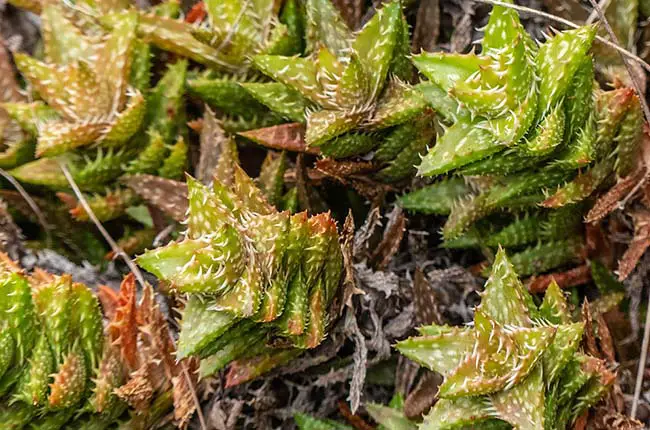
395;249;614;429
137;165;343;385
232;0;432;182
400;0;643;276
0;254;199;429
1;2;190;260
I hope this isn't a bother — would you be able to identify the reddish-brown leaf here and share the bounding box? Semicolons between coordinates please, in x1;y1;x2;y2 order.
404;371;442;419
596;312;616;364
97;285;120;320
138;284;176;386
185;1;206;23
172;359;199;429
582;300;601;359
586;170;645;223
108;274;139;370
526;265;592;293
338;400;374;430
238;123;320;154
115;364;154;411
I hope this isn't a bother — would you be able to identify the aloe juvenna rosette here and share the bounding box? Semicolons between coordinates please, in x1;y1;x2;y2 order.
0;254;199;429
400;0;643;275
136;166;343;384
237;0;433;182
0;256;115;428
396;249;615;430
1;1;191;259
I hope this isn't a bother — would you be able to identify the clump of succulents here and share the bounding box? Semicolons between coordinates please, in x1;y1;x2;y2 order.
1;2;189;261
136;166;343;385
400;0;643;276
395;249;615;429
236;0;433;183
0;255;196;429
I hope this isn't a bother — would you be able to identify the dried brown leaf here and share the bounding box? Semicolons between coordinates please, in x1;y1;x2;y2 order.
592;408;645;429
617;209;650;280
337;400;374;430
115;365;154;411
348;177;392;202
411;0;440;53
404;371;441;420
596;312;617;364
108;273;139;370
138;284;176;386
122;174;188;222
336;211;362;314
316;158;376;179
172;358;199;429
238;123;319;154
582;300;601;359
586;170;645;223
526;265;592;293
450;11;473;53
196;108;234;185
370;207;406;270
412;268;441;325
542;0;588;21
97;284;120;321
332;0;365;29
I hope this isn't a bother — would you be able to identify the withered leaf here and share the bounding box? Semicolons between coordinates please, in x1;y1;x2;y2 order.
411;0;440;53
172;359;199;429
115;365;154;411
617;209;650;280
316;158;376;179
370;207;406;270
404;371;442;420
582;300;601;359
122;174;188;222
586;170;645;223
526;264;591;293
332;0;365;30
238;123;319;154
196;107;233;185
412;267;441;326
108;273;139;370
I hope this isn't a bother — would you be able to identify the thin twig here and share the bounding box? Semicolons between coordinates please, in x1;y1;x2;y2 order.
59;161;207;429
153;223;176;247
474;0;650;75
0;167;52;245
58;161;148;287
585;0;610;24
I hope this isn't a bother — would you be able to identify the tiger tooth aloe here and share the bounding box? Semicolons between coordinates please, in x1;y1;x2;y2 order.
400;1;644;276
3;5;190;256
0;254;197;428
137;166;343;383
236;0;430;183
396;249;614;429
